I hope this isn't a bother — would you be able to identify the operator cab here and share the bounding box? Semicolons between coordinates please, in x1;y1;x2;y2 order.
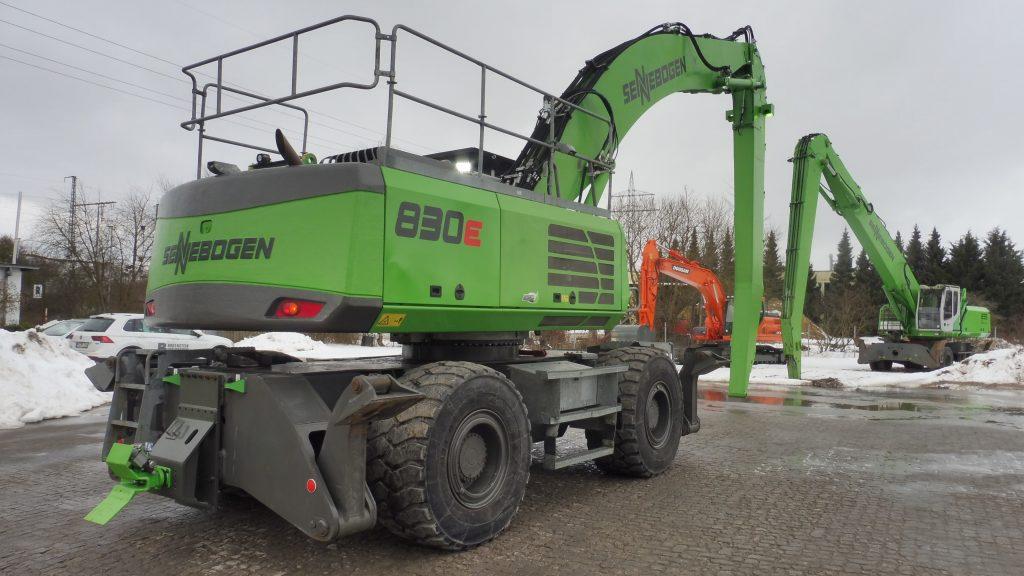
916;285;961;332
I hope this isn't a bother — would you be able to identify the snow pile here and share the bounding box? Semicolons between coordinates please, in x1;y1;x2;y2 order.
701;345;1024;390
234;332;400;360
932;346;1024;386
0;329;111;429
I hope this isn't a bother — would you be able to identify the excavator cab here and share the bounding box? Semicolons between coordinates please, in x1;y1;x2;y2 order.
916;285;961;333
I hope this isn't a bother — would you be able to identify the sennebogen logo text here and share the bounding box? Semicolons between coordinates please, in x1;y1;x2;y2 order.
161;231;275;275
622;58;686;105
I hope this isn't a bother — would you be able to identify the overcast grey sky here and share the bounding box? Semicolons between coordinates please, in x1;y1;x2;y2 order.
2;0;1022;269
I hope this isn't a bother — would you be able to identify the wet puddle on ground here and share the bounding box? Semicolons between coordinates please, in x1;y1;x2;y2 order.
698;386;1024;429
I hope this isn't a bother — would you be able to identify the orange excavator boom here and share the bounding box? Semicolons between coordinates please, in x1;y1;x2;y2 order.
637;239;728;342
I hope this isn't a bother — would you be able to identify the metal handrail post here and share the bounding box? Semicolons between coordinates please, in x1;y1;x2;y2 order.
384;33;398;156
196;92;207;179
291;35;299;95
478;67;486;174
216;59;223;114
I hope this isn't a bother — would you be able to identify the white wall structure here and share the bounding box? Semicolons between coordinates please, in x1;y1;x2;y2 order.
1;264;36;326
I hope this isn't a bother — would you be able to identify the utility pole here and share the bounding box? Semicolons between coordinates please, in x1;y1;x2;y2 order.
64;176;77;258
12;191;22;264
613;171;656;214
75;199;116;309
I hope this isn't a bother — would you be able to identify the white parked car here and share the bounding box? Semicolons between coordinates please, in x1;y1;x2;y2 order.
38;318;88;342
67;313;232;360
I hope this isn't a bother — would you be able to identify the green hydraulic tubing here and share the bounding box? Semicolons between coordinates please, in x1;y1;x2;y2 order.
781;134;990;378
84;443;171;525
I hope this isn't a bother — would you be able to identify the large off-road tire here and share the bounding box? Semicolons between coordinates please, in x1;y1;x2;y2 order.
869;360;893;372
586;346;683;478
940;347;955;368
366;361;530;550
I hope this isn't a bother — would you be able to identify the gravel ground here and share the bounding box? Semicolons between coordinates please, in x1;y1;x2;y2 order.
1;383;1022;575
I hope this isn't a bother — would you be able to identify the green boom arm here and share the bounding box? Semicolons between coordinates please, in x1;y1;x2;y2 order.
781;134;920;378
508;23;771;396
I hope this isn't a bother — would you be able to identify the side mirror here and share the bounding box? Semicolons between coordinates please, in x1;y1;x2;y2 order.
192;330;202;338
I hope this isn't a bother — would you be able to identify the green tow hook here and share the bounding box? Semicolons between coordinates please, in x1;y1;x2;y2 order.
85;443;171;525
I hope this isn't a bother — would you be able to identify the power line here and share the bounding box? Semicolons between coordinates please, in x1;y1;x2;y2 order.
0;17;184;83
0;53;184;110
1;5;430;152
0;172;62;184
0;0;181;68
0;47;365;152
0;24;378;149
0;42;183;102
0;189;63;201
0;54;349;152
1;4;432;154
163;0;431;152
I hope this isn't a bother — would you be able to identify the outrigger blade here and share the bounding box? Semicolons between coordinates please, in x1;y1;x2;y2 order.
85;443;171;525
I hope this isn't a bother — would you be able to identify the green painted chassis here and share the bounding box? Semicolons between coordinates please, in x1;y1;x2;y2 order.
147;161;628;334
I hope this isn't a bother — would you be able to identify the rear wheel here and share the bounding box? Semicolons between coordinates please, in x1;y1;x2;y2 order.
366;361;530;550
940;347;955;367
869;360;893;372
586;346;683;477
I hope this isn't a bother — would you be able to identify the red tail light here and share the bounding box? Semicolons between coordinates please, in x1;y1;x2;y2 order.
92;335;114;343
273;299;324;319
145;300;156;317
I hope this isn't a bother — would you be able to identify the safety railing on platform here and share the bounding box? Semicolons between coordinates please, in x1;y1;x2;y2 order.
178;16;615;202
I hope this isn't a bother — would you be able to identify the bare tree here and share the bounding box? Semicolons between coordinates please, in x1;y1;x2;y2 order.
29;183;159;316
108;187;158;308
612;187;656;286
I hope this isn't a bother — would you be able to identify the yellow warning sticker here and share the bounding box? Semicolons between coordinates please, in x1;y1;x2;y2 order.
377;313;406;328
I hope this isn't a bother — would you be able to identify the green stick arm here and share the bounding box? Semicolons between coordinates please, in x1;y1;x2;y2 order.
506;24;769;397
781;134;920;378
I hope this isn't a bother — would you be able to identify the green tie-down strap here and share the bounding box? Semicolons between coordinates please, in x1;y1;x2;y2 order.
85;443;172;525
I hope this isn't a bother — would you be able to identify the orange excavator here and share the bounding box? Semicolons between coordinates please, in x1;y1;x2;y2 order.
637;239;783;363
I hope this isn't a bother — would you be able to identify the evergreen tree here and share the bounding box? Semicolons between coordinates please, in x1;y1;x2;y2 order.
804;268;820;322
894;230;905;254
685;229;700;261
947;231;983;290
853;248;882;335
763;230;784;301
701;228;719;273
981;228;1024;318
905;225;925;275
854;249;881;296
719;229;735;293
830;229;855;289
0;235;12;262
921;227;947;285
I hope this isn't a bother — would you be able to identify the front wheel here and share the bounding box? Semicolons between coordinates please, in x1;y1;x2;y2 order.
587;346;683;477
869;360;893;372
940;347;955;367
366;361;530;550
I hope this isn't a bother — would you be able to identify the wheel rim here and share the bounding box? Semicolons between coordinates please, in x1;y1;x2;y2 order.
447;409;509;509
644;381;672;449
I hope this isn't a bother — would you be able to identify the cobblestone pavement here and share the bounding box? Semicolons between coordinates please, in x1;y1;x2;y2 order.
1;384;1022;575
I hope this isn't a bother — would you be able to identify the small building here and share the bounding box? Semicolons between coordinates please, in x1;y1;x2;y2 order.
1;262;39;327
812;270;832;294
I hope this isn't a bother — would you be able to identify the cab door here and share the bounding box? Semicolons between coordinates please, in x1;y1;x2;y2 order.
940;286;961;333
